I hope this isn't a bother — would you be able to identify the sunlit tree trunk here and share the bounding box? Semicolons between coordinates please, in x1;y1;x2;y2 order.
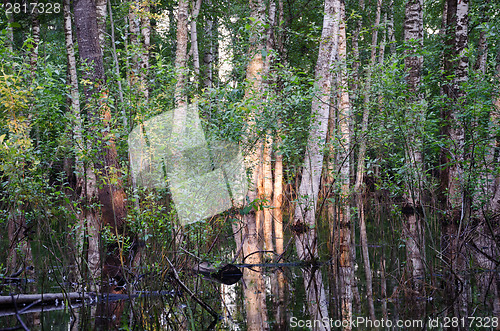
354;0;381;321
440;0;470;324
273;150;286;330
403;0;425;318
292;0;341;328
262;0;276;259
240;1;269;330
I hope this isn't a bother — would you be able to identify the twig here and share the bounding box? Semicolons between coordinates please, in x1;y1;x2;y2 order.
164;256;219;319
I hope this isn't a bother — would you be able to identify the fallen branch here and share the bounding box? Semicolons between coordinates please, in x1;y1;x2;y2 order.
0;292;90;306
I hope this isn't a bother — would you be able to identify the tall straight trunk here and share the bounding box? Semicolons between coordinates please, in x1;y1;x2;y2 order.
241;1;269;330
74;0;128;289
387;0;396;55
139;0;150;100
128;0;140;88
349;0;364;311
262;141;274;255
5;10;13;53
403;0;425;318
474;31;487;75
441;0;470;324
175;0;189;107
202;0;214;89
190;0;202;80
292;0;340;328
336;1;353;327
96;0;107;48
64;0;85;279
354;0;381;322
262;0;276;258
107;0;126;128
273;151;286;330
29;1;40;83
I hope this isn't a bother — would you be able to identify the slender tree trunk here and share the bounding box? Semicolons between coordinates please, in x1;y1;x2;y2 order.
349;0;364;311
29;2;40;84
354;0;381;322
262;140;274;255
292;0;341;328
139;0;150;100
262;0;276;259
128;0;140;88
96;0;107;48
387;0;396;55
64;0;86;283
273;150;286;330
241;1;269;329
336;1;353;327
403;0;425;318
175;0;189;107
190;0;202;81
440;0;470;324
5;10;14;53
107;0;126;128
202;0;214;89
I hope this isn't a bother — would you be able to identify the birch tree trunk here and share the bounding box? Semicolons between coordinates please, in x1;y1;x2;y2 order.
175;0;189;107
95;0;107;50
291;0;341;328
354;0;381;321
441;0;470;324
336;1;353;327
190;0;202;81
139;0;150;100
64;0;86;284
403;0;425;318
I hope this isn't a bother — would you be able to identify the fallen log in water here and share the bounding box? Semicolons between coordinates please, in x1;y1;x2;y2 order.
0;292;90;306
192;262;242;285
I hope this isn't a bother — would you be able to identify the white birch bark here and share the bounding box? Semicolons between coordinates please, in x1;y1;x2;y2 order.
403;0;425;317
292;0;340;328
190;0;202;80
